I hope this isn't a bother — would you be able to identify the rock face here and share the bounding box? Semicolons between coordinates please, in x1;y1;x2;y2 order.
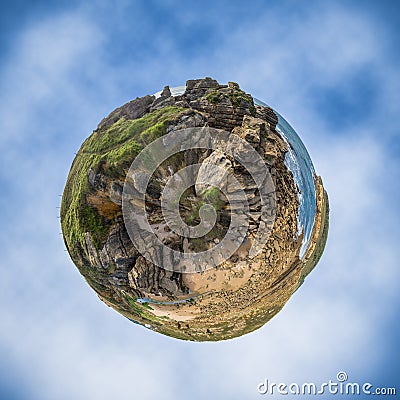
61;77;329;341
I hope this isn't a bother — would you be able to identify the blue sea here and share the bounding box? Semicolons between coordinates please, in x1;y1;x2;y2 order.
276;113;317;257
251;99;317;258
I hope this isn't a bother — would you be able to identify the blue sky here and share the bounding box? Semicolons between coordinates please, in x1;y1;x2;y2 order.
0;1;399;399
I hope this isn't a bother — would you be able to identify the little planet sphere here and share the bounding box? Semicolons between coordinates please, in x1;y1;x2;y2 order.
61;78;329;341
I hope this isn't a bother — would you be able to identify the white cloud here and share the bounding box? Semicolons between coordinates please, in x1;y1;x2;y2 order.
0;2;399;399
0;13;104;147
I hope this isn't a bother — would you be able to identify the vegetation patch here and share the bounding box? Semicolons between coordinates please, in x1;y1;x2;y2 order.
230;90;256;116
141;302;153;310
80;205;110;249
201;186;225;211
206;90;223;104
61;106;186;261
82;106;185;154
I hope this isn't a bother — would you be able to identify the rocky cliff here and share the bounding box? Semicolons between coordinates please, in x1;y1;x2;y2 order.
61;77;328;341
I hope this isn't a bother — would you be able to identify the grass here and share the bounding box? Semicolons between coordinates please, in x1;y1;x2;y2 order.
79;204;110;249
206;88;256;116
81;106;185;154
229;90;256;116
180;186;225;225
122;293;162;323
201;186;225;211
61;106;186;260
205;90;223;104
61;152;101;254
141;302;153;310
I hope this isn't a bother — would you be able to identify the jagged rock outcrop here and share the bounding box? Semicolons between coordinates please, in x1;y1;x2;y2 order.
61;77;329;341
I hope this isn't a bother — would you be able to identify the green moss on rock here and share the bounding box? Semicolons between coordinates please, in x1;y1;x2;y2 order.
61;106;186;262
206;90;223;104
230;90;256;116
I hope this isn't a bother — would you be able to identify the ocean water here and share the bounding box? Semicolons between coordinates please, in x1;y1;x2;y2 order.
276;113;316;257
154;85;185;98
254;98;316;257
154;87;317;258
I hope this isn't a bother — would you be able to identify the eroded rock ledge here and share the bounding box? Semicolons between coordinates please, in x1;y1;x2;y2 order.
61;77;328;341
